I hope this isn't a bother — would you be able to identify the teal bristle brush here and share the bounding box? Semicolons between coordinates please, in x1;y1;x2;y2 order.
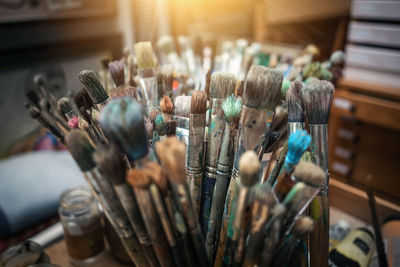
272;130;311;201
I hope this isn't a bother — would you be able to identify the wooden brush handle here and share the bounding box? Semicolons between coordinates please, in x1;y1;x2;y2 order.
199;173;216;236
309;196;329;267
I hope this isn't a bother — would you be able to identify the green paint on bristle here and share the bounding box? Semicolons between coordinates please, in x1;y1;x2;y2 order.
281;80;291;100
222;94;242;123
321;68;332;81
303;62;323;80
155;114;165;135
300;151;312;162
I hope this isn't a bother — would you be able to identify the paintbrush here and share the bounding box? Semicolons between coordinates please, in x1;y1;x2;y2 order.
259;204;287;267
215;66;282;266
271;216;314;267
109;60;125;88
187;90;207;215
272;130;311;201
237;44;260;81
173;95;191;145
39;97;71;132
157;36;182;71
134;42;158;113
165;120;177;137
205;94;241;262
155;137;209;267
73;88;95;111
33;74;58;110
101;58;111;94
366;176;388;267
65;130;147;266
77;117;96;146
242;183;276;267
143;162;186;267
161;65;174;98
93;144;160;267
127;168;176;267
155;114;167;140
301;80;334;267
160;96;174;121
58;97;76;120
127;54;137;87
110;86;138;100
79;70;110;110
200;72;236;236
287;80;305;134
224;150;260;266
177;36;197;80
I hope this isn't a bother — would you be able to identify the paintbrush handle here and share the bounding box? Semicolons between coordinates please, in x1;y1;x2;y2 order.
139;71;158;112
266;142;288;186
120;236;151;267
199;170;216;236
187;170;203;216
309;196;329;267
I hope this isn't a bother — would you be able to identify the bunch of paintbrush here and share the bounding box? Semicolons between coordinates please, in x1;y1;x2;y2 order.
173;95;191;145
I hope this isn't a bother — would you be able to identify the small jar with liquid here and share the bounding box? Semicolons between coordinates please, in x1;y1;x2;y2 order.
59;186;104;265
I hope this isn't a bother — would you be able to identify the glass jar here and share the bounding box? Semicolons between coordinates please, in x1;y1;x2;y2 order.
59;186;104;265
0;241;50;267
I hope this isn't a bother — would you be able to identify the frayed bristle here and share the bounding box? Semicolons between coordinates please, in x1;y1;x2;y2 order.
209;72;236;99
174;96;191;117
58;97;73;115
286;130;311;167
110;86;137;99
239;150;260;187
73;88;94;111
235;80;244;97
161;65;174;95
65;129;96;171
293;161;325;187
165;120;177;136
93;144;127;184
149;109;160;123
144;117;153;138
160;96;174;114
287;81;304;122
155;137;186;184
205;69;211;99
79;70;109;104
190;90;208;114
127;168;151;188
301;80;334;124
157;35;176;54
222;94;242;123
99;97;148;161
134;42;156;70
243;65;283;110
293;216;314;236
155;114;166;135
109;60;125;87
142;162;168;194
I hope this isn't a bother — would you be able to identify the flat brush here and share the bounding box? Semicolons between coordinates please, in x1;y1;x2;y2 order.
287;80;305;134
161;65;174;98
206;95;241;262
272;130;311;201
225;150;260;266
79;70;110;110
187;90;207;215
242;183;276;267
301;80;334;267
109;60;125;88
127;168;175;267
155;137;209;267
143;162;186;267
93;144;159;267
110;86;138;100
134;42;158;113
200;72;236;236
65;130;147;266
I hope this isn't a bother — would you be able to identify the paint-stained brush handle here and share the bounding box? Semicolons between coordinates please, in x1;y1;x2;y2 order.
199;172;216;236
309;195;329;267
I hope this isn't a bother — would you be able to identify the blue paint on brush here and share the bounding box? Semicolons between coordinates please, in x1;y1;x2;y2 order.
284;130;311;173
199;174;216;236
99;97;148;161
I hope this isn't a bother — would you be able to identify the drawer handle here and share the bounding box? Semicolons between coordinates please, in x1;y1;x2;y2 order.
334;146;354;160
334;97;355;112
332;161;351;177
337;128;357;142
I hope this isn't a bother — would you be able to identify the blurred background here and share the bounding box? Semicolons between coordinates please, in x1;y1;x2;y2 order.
0;0;399;265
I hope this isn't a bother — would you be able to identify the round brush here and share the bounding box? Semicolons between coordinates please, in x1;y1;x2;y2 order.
109;60;125;88
286;80;305;134
78;70;110;110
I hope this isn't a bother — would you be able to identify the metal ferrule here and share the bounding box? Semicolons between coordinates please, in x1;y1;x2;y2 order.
188;114;206;170
231;106;275;181
205;98;226;177
309;123;329;196
97;97;110;110
288;122;305;135
139;69;158;111
173;116;190;129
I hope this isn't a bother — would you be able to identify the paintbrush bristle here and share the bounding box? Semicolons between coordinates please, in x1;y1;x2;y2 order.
110;86;137;99
155;137;186;184
78;116;89;130
78;70;108;104
73;88;94;111
239;150;260;187
287;81;304;122
301;80;334;124
155;114;166;135
93;144;127;184
142;161;168;194
58;97;73;115
235;80;244;98
190;90;208;114
99;97;148;161
134;42;156;70
174;96;191;117
286;130;311;167
165;120;177;136
243;65;283;110
160;96;174;114
205;69;211;99
209;72;236;99
254;183;275;204
293;216;314;236
272;203;286;217
65;129;96;171
149;109;160;123
109;60;125;87
157;35;176;54
293;161;325;188
222;94;242;124
161;65;174;94
144;117;153;138
127;168;151;188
